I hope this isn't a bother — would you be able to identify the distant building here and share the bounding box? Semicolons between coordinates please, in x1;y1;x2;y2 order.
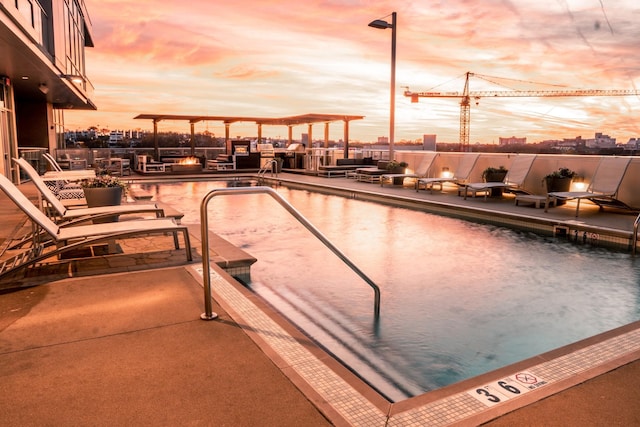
586;132;616;149
108;131;124;146
422;134;436;151
623;138;640;152
555;136;587;152
0;0;96;181
498;136;526;146
377;136;389;144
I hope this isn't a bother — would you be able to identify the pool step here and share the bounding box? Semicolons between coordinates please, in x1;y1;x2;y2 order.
251;282;423;401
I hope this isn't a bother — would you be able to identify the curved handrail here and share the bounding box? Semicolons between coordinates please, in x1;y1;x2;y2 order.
200;186;381;320
257;159;279;180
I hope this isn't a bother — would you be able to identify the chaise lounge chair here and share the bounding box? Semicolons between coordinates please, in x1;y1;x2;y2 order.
40;152;95;199
41;152;94;178
380;153;438;187
544;156;632;217
14;157;164;226
0;173;192;279
415;153;480;193
461;155;536;200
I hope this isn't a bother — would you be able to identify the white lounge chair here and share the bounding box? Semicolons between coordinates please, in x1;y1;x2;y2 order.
545;156;633;217
39;152;95;199
461;155;536;200
42;152;64;171
416;153;480;193
380;153;438;187
14;157;164;225
0;173;192;279
43;152;90;172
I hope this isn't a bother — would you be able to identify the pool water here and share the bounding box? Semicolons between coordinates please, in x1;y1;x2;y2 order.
140;180;640;401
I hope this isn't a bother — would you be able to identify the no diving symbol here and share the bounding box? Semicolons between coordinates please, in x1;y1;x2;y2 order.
515;372;538;384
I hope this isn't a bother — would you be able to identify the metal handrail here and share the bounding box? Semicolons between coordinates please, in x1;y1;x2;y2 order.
257;159;279;180
633;213;640;255
200;186;381;320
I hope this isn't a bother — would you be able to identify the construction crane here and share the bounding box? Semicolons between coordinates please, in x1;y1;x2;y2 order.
403;71;640;151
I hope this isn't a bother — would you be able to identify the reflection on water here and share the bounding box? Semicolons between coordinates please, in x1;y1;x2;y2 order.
143;181;640;401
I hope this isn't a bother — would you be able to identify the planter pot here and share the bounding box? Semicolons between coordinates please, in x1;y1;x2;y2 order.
483;172;507;182
83;186;123;223
545;176;572;205
545;176;572;192
484;171;507;196
388;167;406;185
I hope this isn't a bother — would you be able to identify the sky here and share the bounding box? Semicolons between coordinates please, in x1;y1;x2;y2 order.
66;0;640;144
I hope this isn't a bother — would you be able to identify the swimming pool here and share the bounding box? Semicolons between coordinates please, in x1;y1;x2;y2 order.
140;180;640;402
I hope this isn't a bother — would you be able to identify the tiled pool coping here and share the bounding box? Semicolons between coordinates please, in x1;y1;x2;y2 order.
129;173;637;251
272;177;635;252
189;264;640;426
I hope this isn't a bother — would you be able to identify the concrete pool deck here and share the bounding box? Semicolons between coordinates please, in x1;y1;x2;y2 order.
1;173;639;426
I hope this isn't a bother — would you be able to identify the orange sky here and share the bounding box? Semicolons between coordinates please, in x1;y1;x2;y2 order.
66;0;640;144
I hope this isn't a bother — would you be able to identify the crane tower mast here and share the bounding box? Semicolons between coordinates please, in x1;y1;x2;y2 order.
404;72;639;151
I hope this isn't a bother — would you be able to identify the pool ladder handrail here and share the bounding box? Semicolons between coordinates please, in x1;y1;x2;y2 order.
200;186;381;320
633;213;640;255
257;159;279;181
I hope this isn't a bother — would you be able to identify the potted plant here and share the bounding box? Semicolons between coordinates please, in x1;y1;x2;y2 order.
544;167;576;204
386;160;408;174
481;166;508;196
481;166;508;183
544;167;576;192
385;160;409;184
81;173;128;222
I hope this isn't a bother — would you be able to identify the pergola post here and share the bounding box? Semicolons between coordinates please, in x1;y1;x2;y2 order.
153;119;159;160
344;118;350;159
224;122;231;154
324;122;329;149
190;122;195;156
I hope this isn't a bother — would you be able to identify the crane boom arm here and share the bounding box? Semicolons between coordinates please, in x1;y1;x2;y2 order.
404;89;640;98
403;70;639;152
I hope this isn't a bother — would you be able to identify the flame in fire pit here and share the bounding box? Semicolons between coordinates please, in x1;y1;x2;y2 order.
178;157;199;165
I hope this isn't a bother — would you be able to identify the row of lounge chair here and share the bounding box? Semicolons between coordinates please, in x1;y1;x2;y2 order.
379;153;438;187
545;156;632;217
0;158;192;280
362;153;634;218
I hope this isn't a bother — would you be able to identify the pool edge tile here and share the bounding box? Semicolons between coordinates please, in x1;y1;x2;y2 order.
188;264;640;427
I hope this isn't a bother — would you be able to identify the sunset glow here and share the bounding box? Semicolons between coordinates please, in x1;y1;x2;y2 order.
67;0;640;144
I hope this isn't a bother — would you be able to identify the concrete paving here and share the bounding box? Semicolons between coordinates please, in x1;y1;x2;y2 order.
1;175;639;426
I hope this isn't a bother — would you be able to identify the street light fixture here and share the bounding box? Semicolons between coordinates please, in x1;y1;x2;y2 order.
368;12;396;160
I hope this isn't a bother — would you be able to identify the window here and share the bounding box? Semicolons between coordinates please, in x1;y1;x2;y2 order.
63;0;86;78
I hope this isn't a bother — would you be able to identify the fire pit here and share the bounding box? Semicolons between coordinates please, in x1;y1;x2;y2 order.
170;157;203;173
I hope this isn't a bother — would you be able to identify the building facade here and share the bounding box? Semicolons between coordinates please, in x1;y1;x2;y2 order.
498;136;527;146
422;134;436;151
0;0;95;181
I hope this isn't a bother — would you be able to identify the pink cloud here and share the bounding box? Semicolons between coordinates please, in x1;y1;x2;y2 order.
67;0;640;143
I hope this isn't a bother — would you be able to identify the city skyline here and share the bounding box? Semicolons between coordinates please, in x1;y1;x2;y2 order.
66;0;640;144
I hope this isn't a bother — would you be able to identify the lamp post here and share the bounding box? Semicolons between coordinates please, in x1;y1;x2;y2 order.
368;12;396;160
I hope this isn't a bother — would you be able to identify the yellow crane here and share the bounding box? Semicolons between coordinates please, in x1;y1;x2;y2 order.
403;71;640;151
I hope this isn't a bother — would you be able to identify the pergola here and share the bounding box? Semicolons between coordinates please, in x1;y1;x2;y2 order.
134;113;365;159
